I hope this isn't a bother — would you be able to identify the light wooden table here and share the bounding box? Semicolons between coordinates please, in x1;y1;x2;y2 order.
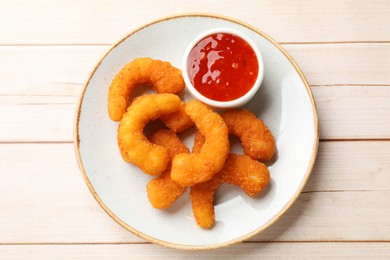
1;1;389;258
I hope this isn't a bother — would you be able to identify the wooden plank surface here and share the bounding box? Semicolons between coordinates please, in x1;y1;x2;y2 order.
286;43;390;86
313;86;390;139
0;0;389;44
1;243;390;259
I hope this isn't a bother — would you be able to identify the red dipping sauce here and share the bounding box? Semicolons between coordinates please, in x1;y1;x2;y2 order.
187;33;259;102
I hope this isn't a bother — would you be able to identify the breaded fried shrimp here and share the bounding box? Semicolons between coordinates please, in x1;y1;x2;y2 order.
189;180;218;229
147;170;186;209
108;57;184;121
149;129;190;161
160;102;194;133
146;129;189;209
107;56;277;229
118;94;181;176
171;100;229;187
192;129;207;153
222;109;276;161
191;132;270;228
190;154;270;228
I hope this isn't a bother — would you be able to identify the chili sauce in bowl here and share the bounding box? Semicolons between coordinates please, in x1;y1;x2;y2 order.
183;28;264;109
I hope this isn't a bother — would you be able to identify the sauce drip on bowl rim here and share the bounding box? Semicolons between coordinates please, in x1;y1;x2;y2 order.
187;32;259;102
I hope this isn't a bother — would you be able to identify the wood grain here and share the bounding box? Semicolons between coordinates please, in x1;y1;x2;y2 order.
313;86;390;139
0;0;389;44
0;243;389;259
0;142;388;243
285;43;390;85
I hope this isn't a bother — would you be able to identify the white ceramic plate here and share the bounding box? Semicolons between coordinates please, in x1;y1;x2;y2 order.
74;14;319;250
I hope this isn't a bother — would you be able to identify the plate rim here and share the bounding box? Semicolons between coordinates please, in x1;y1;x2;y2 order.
73;13;319;250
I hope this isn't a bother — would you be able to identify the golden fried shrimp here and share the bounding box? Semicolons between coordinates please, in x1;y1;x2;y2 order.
108;57;185;121
146;129;189;209
170;100;229;187
149;129;190;161
160;102;194;133
191;154;270;228
118;94;181;176
191;132;270;228
221;109;276;161
192;128;206;153
147;171;186;209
